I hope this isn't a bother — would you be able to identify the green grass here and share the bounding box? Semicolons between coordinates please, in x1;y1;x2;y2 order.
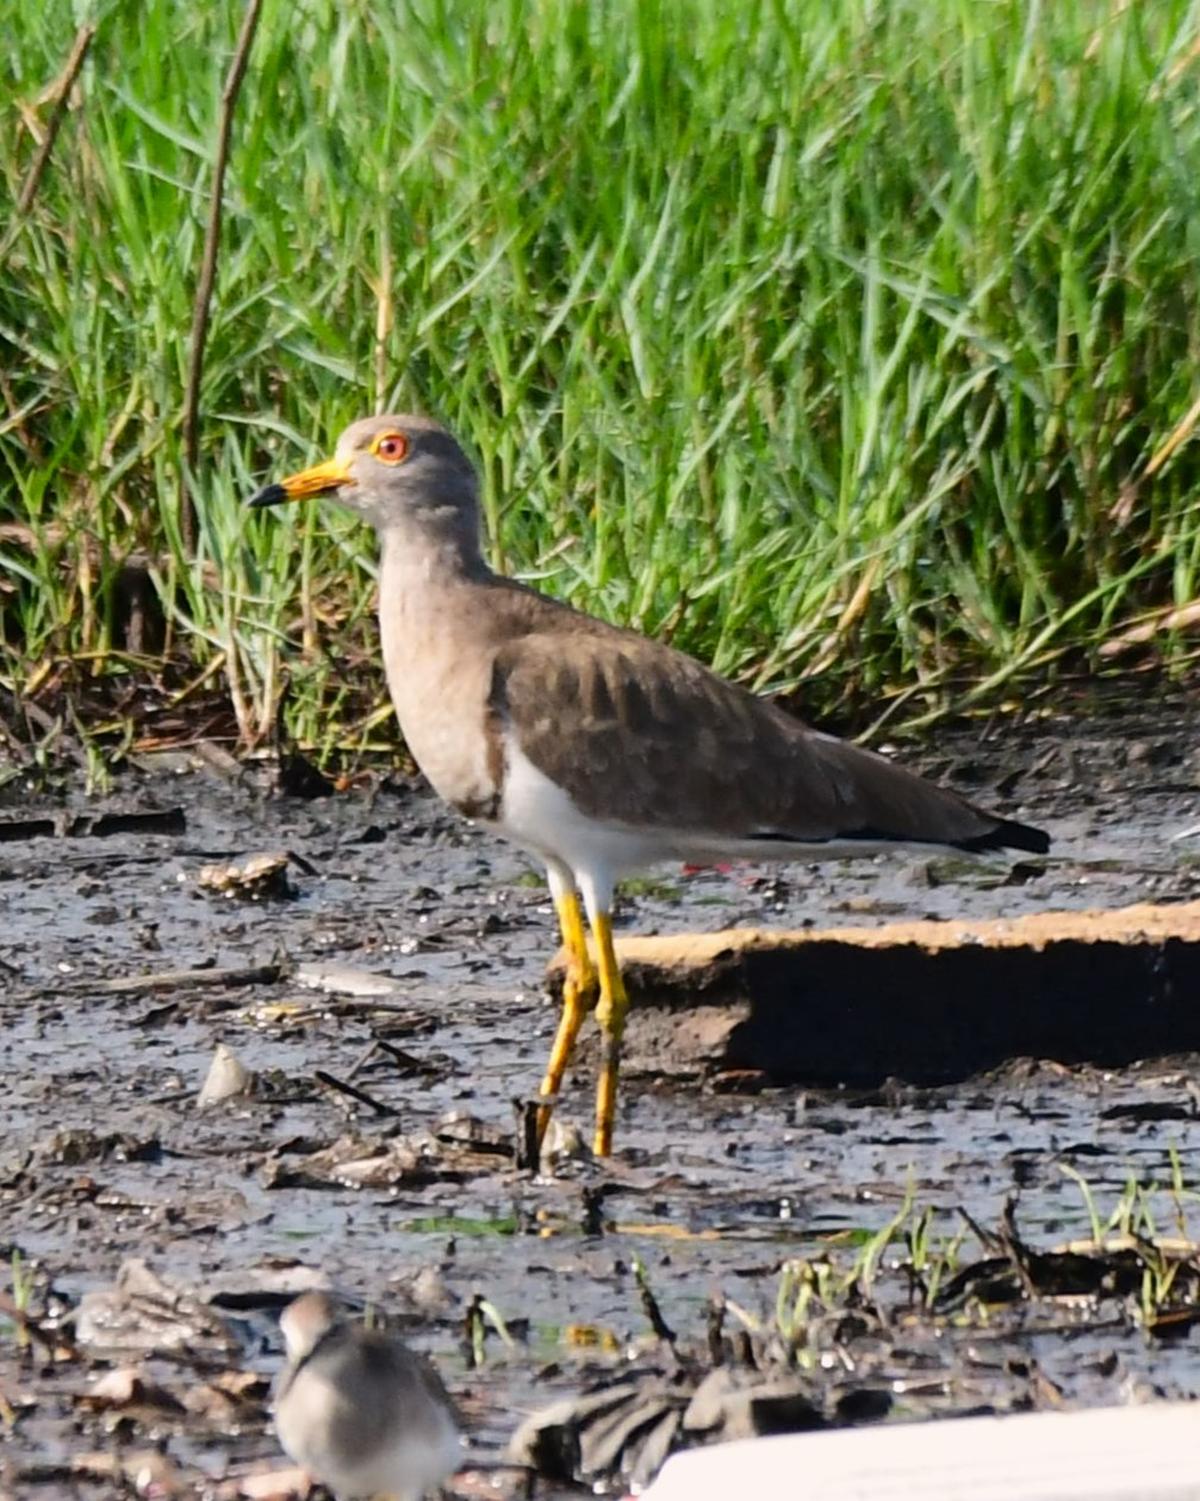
3;0;1200;760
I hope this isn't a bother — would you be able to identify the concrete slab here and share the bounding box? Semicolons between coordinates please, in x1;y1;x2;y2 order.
550;900;1200;1084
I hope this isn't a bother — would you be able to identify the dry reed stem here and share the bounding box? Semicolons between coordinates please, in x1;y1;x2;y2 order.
0;22;95;263
180;0;264;553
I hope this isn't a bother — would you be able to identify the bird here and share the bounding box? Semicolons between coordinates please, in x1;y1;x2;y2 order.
273;1290;462;1501
249;414;1049;1158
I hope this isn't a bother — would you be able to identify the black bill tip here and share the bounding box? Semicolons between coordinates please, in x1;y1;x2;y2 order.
248;483;288;509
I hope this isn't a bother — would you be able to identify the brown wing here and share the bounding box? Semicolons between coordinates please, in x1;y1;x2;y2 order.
490;625;1047;853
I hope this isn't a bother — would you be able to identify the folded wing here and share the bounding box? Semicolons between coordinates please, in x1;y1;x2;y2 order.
490;627;1047;855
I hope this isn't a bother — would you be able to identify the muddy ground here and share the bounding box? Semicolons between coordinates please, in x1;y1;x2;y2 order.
4;694;1200;1497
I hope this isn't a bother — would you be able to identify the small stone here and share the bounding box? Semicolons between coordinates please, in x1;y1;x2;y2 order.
197;1044;255;1108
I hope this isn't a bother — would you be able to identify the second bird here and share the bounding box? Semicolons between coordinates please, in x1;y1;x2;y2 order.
250;415;1049;1157
274;1291;462;1501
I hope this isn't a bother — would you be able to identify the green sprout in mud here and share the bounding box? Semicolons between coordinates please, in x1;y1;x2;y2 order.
78;718;115;797
463;1293;517;1369
761;1187;965;1360
906;1204;969;1309
1062;1157;1200;1242
733;1162;1200;1361
6;1250;33;1356
771;1258;834;1354
1058;1158;1200;1327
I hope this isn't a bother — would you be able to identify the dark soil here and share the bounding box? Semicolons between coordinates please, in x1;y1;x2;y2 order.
4;696;1200;1497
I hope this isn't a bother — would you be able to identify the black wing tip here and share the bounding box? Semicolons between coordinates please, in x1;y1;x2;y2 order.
750;819;1051;856
955;818;1051;856
248;483;287;509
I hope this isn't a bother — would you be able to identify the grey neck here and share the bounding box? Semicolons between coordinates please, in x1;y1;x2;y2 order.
378;504;491;582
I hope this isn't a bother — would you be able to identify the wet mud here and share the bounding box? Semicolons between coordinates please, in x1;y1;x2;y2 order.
4;699;1200;1496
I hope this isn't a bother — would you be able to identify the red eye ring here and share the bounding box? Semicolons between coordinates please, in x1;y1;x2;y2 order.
373;432;409;464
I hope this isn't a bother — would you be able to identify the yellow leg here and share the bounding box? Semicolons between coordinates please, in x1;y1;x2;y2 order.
590;910;629;1158
536;890;598;1145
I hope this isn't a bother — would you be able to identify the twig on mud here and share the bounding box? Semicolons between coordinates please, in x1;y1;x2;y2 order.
346;1040;381;1080
706;1293;726;1366
95;962;285;995
336;1002;432;1020
997;1198;1040;1301
371;1037;433;1070
632;1255;679;1353
958;1203;1002;1255
513;1096;541;1172
313;1069;395;1117
345;1037;430;1080
180;0;263;553
1;22;95;263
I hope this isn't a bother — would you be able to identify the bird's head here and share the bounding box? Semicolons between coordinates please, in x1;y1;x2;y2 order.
249;414;480;539
279;1290;343;1363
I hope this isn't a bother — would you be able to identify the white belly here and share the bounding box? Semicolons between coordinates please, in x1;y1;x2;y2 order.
491;738;958;918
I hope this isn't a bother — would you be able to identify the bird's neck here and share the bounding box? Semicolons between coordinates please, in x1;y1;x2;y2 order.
376;519;508;801
378;510;491;587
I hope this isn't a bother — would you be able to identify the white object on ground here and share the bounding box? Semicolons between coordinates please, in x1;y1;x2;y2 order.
293;962;403;997
636;1403;1200;1501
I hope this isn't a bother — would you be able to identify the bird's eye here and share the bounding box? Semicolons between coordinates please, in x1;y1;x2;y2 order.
373;432;409;464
